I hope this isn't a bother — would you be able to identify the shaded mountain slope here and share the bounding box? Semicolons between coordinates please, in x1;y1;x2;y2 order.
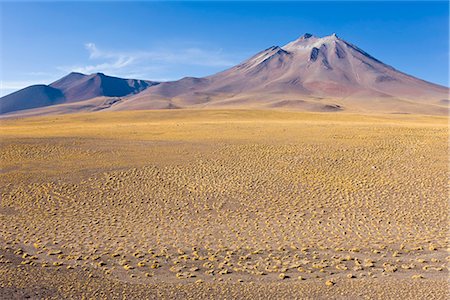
1;73;158;114
0;85;65;114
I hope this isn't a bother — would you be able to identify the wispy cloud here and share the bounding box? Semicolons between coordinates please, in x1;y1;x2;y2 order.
0;79;60;90
24;71;56;77
59;42;237;79
1;80;40;90
0;79;56;97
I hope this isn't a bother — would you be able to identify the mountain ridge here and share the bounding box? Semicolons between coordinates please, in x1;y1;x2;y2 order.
0;73;158;114
1;33;448;116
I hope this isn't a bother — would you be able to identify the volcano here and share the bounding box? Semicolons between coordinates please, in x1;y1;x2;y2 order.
115;33;448;114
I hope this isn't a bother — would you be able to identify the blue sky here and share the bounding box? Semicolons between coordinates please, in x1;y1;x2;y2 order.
0;1;448;96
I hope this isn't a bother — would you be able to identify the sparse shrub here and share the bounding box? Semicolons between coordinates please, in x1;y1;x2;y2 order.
325;279;335;286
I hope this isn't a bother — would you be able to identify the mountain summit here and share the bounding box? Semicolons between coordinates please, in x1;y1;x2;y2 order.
1;34;448;116
117;33;447;114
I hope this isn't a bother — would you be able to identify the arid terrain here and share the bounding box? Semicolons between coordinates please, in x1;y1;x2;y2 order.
0;109;448;299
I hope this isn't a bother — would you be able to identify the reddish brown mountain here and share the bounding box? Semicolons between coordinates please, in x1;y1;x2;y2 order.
116;33;448;114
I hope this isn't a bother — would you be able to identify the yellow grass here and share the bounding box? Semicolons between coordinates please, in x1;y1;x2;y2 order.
0;109;448;298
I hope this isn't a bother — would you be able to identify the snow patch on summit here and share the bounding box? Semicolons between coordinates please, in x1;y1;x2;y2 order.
283;34;339;51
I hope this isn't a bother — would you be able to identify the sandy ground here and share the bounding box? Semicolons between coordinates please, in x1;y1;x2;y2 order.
0;110;448;299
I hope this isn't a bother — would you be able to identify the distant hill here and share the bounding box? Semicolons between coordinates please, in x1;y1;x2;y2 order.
0;85;65;114
0;72;158;114
119;33;448;115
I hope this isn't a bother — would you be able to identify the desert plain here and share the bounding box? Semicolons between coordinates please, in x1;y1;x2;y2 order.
0;109;448;299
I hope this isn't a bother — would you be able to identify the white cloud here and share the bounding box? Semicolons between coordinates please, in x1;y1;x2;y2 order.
0;79;57;90
25;71;55;77
85;43;102;59
59;42;237;79
0;79;57;97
